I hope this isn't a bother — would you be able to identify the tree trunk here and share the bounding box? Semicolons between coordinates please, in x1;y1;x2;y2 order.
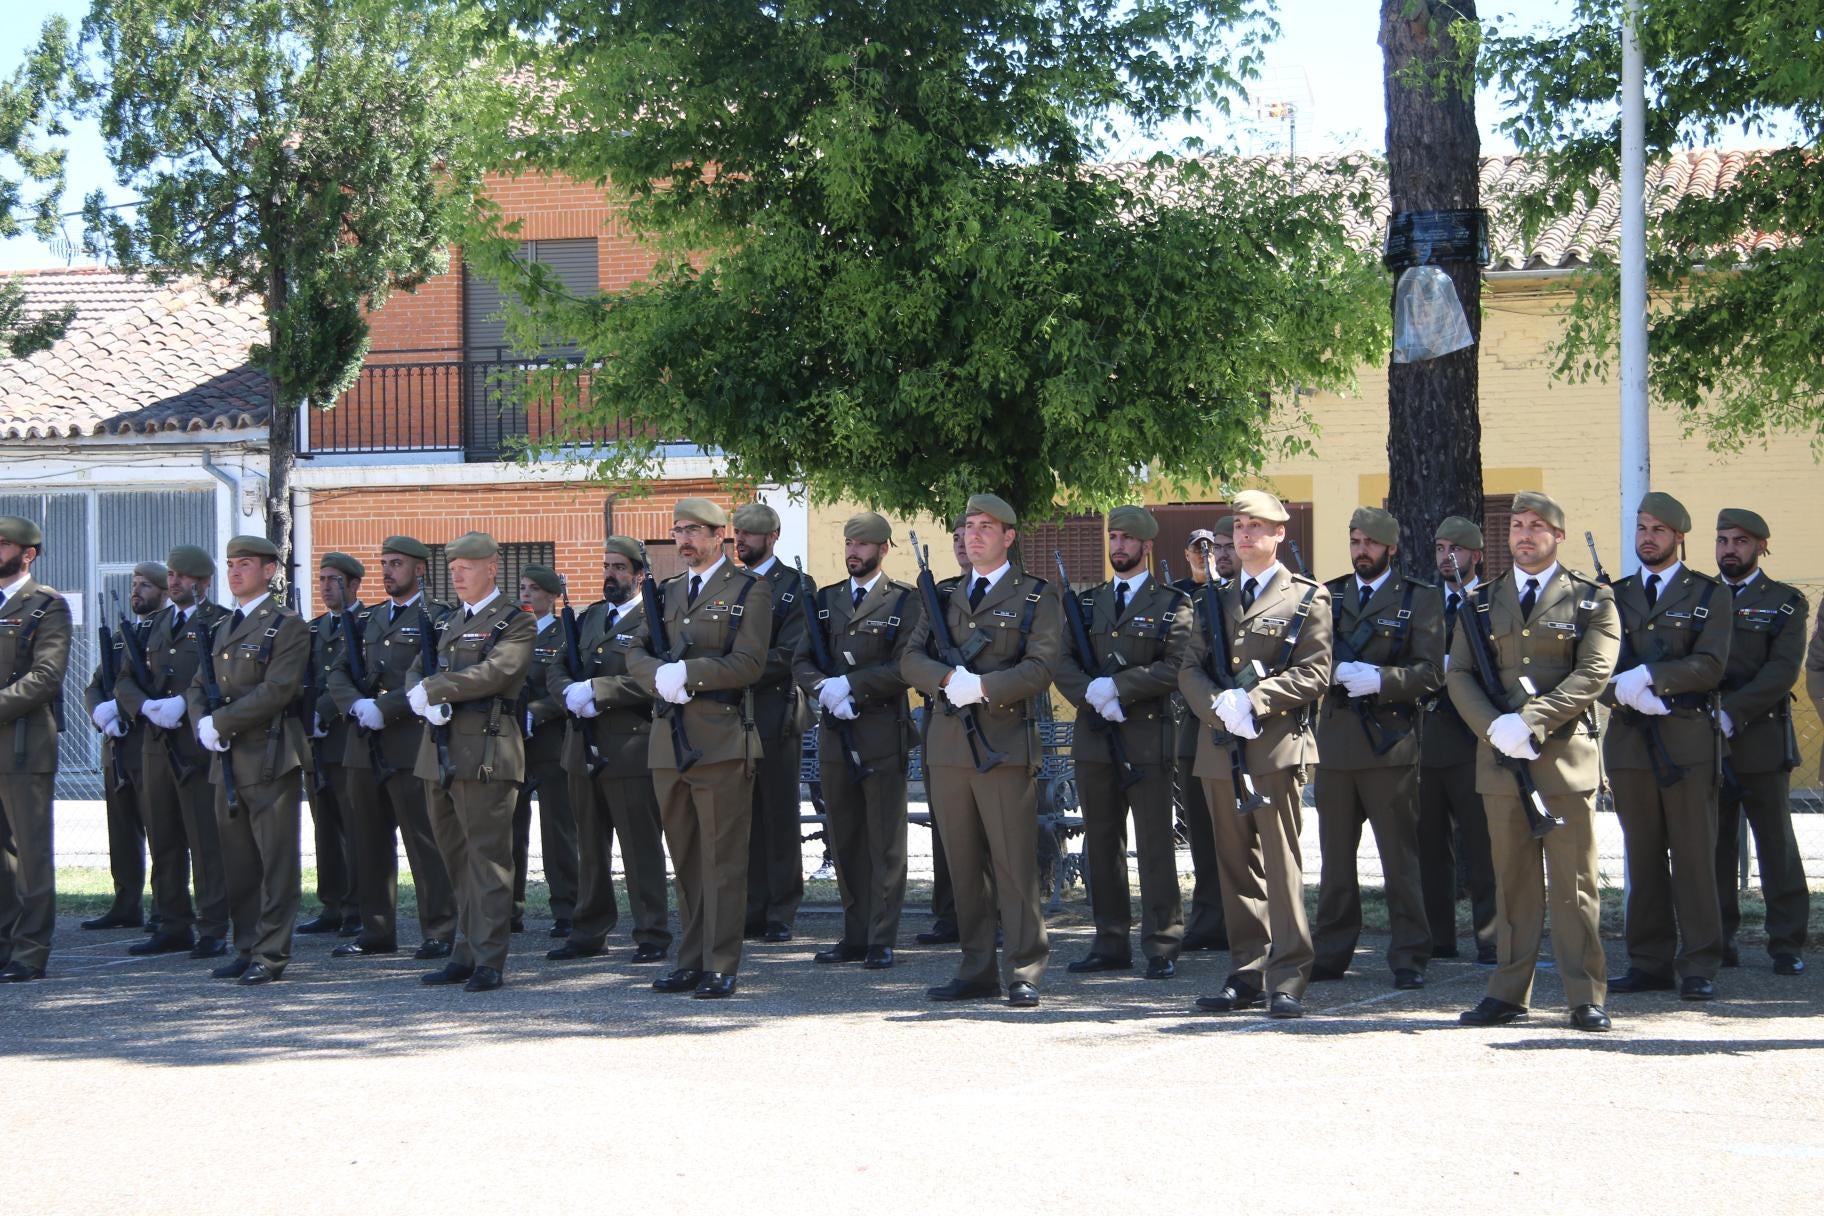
265;262;297;600
1381;1;1484;580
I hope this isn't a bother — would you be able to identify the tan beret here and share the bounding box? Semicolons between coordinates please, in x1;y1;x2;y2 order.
1511;490;1566;531
132;561;168;590
1349;506;1400;547
1716;508;1769;540
731;502;780;533
964;492;1018;527
674;497;728;528
1230;489;1289;523
166;545;215;579
225;534;279;560
521;564;562;594
0;516;43;548
1213;516;1236;537
1435;515;1484;550
381;534;430;561
951;512;968;531
1106;505;1159;541
1637;491;1691;534
320;552;365;581
605;535;646;568
445;531;498;560
843;511;893;544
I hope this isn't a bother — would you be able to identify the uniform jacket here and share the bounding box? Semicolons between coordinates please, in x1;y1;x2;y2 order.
326;595;446;772
548;595;652;780
1169;576;1218;759
1053;572;1193;766
0;577;72;775
1316;570;1444;770
1446;567;1620;796
1600;565;1731;773
1179;566;1332;777
1719;573;1807;775
119;601;228;776
791;573;922;766
183;597;310;789
308;605;364;766
408;593;537;784
1422;584;1480;769
626;561;774;769
523;616;569;768
752;561;813;742
86;616;157;779
1806;596;1824;781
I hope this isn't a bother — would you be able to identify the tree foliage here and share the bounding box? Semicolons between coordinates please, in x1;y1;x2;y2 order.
1484;0;1824;449
2;17;76;356
469;1;1389;521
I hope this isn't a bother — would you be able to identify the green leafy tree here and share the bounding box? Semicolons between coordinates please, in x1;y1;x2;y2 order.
2;16;76;357
1484;0;1824;448
468;1;1389;521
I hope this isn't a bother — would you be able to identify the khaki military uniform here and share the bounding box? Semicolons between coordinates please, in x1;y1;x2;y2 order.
792;575;922;950
303;608;358;925
921;573;964;932
0;578;71;973
513;616;580;925
626;560;773;977
1179;566;1330;999
84;620;152;923
1447;567;1619;1010
1312;570;1443;978
1170;577;1227;949
325;596;459;950
901;565;1060;990
1419;583;1497;959
548;596;672;953
184;597;310;973
745;561;813;934
1053;572;1193;963
1602;565;1732;982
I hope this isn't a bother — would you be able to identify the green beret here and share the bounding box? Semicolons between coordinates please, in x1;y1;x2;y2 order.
1213;516;1236;537
1511;490;1566;532
964;493;1018;527
166;544;215;579
382;535;430;561
731;502;780;533
132;561;168;590
521;563;562;594
1637;491;1691;534
843;511;893;545
1434;515;1484;550
605;535;646;568
951;512;968;531
226;534;279;560
1716;507;1769;540
674;497;728;528
0;516;44;549
1106;505;1159;541
320;552;365;581
445;531;499;560
1230;489;1289;523
1349;506;1400;547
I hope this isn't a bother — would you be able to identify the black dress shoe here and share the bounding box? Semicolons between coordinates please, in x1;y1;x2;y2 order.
1181;934;1229;952
1007;981;1039;1008
240;962;282;985
629;943;668;964
0;961;44;982
1773;953;1806;976
464;966;503;992
338;917;362;937
211;957;252;980
1309;963;1348;982
1431;945;1460;960
1475;947;1499;967
762;922;793;943
547;941;601;961
332;941;396;957
189;936;228;959
743;923;766;941
81;912;142;931
863;947;894;970
1680;976;1717;1001
1194;982;1263;1012
926;978;1000;1001
1608;968;1675;994
1393;969;1426;990
693;973;737;999
915;923;960;946
1721;940;1741;968
653;968;705;993
1268;991;1304;1019
129;932;194;956
413;940;453;961
1145;957;1176;980
549;918;573;939
815;943;867;964
421;962;475;986
1066;953;1133;974
1570;1003;1612;1031
296;913;341;934
1458;996;1528;1026
510;917;527;933
144;918;162;935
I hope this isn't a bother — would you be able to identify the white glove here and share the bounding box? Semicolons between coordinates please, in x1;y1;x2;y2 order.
577;698;600;718
1634;689;1671;716
423;702;452;725
407;684;430;716
1488;713;1539;760
1085;676;1119;714
944;667;986;707
830;699;860;720
1442;653;1450;672
526;710;536;735
143;696;188;730
197;715;229;753
654;661;689;703
352;699;385;732
817;675;853;713
91;700;121;735
1336;661;1383;698
1098;699;1128;724
1718;709;1735;738
1213;687;1251;728
311;712;329;740
564;682;597;716
1612;665;1653;708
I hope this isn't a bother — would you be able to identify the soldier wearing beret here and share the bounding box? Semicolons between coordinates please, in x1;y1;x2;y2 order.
901;492;1062;1008
1603;491;1733;1001
407;531;538;992
509;563;580;937
913;516;972;947
1053;505;1194;978
1179;491;1331;1019
1171;518;1230;953
325;534;459;961
183;534;310;984
0;516;71;981
547;535;673;965
296;552;366;937
1450;491;1618;1031
1713;509;1807;975
793;511;922;968
117;544;234;959
1311;506;1443;989
730;501;814;943
628;498;773;999
1418;516;1497;965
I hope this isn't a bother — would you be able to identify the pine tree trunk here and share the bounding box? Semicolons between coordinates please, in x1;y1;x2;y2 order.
265;259;297;598
1381;1;1484;579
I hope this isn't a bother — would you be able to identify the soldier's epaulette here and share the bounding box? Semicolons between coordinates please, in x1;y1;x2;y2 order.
886;577;916;593
1157;583;1190;604
935;575;962;593
1563;568;1602;590
1290;571;1321;588
1324;574;1352;593
726;564;759;583
1402;575;1437;590
1685;568;1721;586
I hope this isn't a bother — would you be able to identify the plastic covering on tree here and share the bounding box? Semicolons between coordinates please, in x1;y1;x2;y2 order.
1391;266;1474;363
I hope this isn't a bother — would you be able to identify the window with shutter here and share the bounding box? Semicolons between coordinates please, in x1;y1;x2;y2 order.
462;239;600;460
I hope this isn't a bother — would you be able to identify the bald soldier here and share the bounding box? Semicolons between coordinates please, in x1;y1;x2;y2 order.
1602;491;1732;1002
1170;520;1230;953
1450;491;1619;1032
1179;491;1331;1019
0;515;72;982
1713;508;1808;975
902;492;1063;1008
184;534;310;984
1053;505;1194;978
627;498;773;1000
297;551;365;936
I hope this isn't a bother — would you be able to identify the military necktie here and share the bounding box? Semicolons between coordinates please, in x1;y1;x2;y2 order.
968;576;989;610
231;608;245;630
688;574;702;605
1241;577;1258;611
1644;572;1661;608
1519;577;1539;621
852;584;866;611
1445;591;1460;647
1358;582;1373;612
1114;580;1128;620
465;607;474;621
390;602;402;624
605;605;617;632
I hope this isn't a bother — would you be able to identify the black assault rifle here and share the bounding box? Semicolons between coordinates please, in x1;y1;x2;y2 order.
193;617;240;816
1196;539;1268;815
1585;532;1689;789
113;590;195;783
796;558;872;783
95;597;126;789
341;607;398;784
642;551;703;772
558;575;607;777
420;604;455;790
1055;549;1141;790
908;530;1004;773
